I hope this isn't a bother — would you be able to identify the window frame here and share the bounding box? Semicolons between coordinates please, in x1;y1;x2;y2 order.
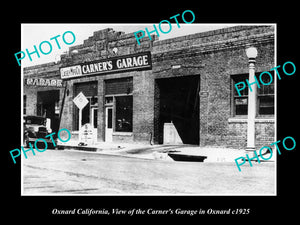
231;74;249;118
231;73;274;118
23;95;27;115
105;94;133;133
257;73;275;117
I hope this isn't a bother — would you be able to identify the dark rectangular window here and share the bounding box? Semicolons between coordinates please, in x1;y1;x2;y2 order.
258;73;274;116
23;95;27;115
115;96;133;132
93;109;98;128
107;108;112;129
231;73;274;117
232;74;248;116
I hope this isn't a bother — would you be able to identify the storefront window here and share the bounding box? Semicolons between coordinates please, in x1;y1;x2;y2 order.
115;96;133;132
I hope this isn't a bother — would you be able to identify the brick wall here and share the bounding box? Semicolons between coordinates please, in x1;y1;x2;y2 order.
24;86;37;115
133;70;155;143
227;119;275;149
59;28;155;143
152;25;275;149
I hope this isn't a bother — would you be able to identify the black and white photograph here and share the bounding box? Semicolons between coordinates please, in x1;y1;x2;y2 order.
21;23;276;196
3;3;299;220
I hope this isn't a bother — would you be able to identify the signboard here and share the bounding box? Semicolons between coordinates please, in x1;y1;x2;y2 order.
60;51;152;80
235;98;248;105
79;123;97;144
73;92;89;110
25;78;64;87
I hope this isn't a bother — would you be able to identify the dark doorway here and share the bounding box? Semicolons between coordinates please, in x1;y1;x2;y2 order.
155;75;200;145
37;90;60;134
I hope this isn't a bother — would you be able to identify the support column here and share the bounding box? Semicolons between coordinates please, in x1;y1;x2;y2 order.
246;59;257;152
245;47;258;154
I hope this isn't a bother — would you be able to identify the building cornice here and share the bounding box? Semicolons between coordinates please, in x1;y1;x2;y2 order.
153;32;274;62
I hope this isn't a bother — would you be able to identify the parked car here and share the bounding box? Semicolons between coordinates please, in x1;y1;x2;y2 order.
23;115;56;149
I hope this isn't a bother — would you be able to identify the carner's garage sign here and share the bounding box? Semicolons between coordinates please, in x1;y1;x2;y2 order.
60;51;152;80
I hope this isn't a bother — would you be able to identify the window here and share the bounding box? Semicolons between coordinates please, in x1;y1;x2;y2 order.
115;96;133;132
104;77;133;133
231;73;274;117
105;97;113;105
23;95;27;115
107;108;113;129
232;74;248;116
258;74;274;115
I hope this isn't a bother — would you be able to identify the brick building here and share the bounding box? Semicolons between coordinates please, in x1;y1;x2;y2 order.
23;25;275;149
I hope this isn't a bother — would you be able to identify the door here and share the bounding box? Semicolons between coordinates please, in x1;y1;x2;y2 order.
105;106;113;142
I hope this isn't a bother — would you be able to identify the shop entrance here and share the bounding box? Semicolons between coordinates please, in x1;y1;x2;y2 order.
74;81;98;131
155;75;200;145
37;90;60;133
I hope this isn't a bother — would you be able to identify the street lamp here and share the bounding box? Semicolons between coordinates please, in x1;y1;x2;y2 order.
246;47;258;59
246;46;258;154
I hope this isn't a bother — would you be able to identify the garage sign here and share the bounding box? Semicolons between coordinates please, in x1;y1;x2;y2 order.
60;51;152;80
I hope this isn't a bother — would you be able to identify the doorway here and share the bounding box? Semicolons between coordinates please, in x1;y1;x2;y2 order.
37;90;60;134
155;75;200;145
74;81;98;130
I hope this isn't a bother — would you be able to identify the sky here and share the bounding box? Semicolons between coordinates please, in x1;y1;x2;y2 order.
21;23;235;67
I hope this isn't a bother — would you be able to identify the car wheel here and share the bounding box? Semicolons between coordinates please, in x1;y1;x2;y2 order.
24;138;29;148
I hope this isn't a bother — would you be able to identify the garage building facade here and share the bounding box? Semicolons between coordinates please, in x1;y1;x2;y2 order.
23;25;275;149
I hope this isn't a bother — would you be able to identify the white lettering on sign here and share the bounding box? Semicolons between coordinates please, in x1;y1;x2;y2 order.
60;65;82;79
116;55;148;69
25;78;63;87
60;52;152;80
82;61;113;74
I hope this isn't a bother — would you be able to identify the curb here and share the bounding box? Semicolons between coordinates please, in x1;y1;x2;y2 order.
58;144;99;152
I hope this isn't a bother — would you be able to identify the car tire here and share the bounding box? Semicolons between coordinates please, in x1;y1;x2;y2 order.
24;138;29;148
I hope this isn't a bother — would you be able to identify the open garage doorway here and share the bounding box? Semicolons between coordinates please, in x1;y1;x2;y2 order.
154;75;200;145
37;90;60;134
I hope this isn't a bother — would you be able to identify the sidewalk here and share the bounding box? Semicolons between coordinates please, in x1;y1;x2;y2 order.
57;140;253;162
